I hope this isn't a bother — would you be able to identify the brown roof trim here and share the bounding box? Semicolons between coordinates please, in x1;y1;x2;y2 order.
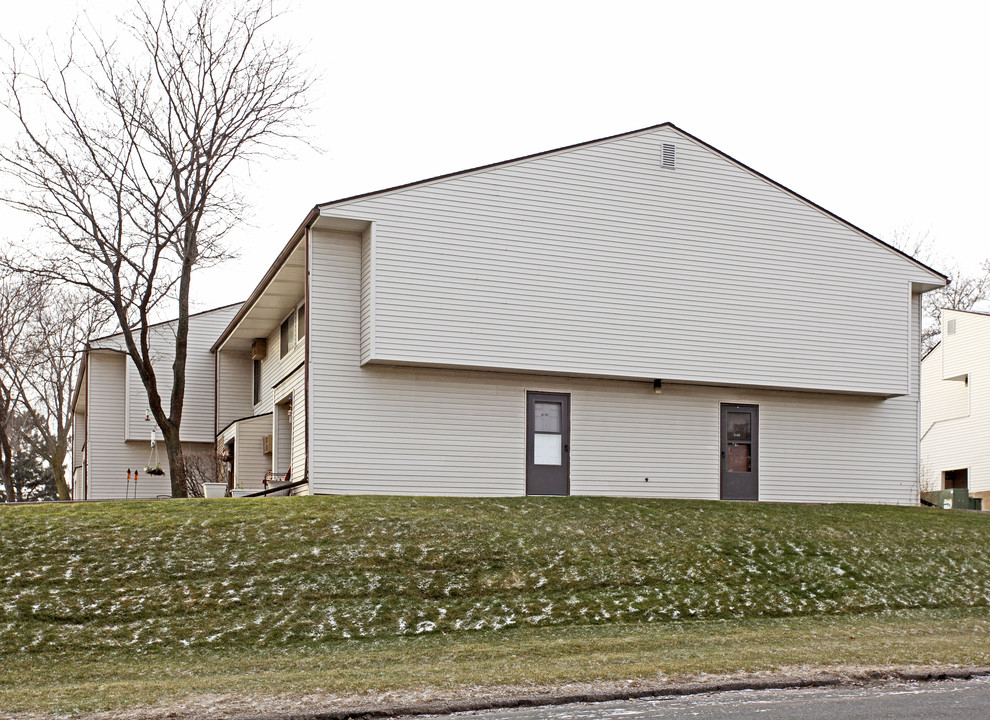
217;411;273;439
316;123;678;210
315;121;947;283
941;307;990;317
75;301;243;415
666;124;948;283
218;122;949;359
211;207;320;353
918;309;990;363
921;339;941;362
90;301;245;345
69;347;89;416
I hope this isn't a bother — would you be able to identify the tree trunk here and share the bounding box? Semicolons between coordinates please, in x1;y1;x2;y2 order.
160;424;188;498
0;0;310;505
51;443;70;500
0;435;13;502
1;469;13;502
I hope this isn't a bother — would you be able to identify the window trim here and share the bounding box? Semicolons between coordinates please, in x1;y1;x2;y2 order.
296;300;306;343
279;310;295;358
252;358;262;406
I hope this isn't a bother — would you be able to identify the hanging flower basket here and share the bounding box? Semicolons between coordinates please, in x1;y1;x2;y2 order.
146;465;165;476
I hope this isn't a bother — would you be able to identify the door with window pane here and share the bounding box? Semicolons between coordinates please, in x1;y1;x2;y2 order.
720;404;759;501
526;392;570;496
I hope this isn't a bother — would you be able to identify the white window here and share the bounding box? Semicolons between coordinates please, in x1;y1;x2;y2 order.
296;301;306;342
280;312;295;358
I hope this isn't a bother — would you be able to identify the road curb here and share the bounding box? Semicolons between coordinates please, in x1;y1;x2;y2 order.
230;665;990;720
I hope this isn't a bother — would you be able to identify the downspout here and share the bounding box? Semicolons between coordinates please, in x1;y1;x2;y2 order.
213;349;219;448
304;223;312;489
84;348;90;500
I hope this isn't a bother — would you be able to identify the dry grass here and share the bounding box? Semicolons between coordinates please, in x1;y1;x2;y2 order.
2;496;989;716
2;608;989;717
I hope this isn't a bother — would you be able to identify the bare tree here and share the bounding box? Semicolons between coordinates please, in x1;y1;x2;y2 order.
926;263;990;341
0;0;309;496
1;412;58;503
0;275;45;501
18;288;107;500
888;229;990;353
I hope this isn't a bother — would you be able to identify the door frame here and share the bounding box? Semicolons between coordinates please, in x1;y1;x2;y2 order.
274;392;293;476
525;391;571;496
719;403;759;501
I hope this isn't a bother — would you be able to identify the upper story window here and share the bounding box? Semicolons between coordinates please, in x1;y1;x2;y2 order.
253;358;262;405
279;300;306;358
280;312;295;358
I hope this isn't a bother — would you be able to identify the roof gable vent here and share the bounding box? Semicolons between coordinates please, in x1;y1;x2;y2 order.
947;318;957;335
661;143;676;169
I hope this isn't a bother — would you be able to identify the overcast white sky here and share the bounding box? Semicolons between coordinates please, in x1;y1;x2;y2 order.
2;0;988;312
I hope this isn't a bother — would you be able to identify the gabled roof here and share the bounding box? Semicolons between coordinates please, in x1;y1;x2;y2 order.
90;301;244;347
214;122;948;350
920;309;990;363
315;122;947;284
942;307;990;318
921;340;941;363
73;301;244;415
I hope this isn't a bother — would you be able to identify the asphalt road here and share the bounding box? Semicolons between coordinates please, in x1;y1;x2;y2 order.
431;676;990;719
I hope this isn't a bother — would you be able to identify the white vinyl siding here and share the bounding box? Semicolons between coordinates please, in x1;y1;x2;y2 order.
212;292;306;485
921;310;990;496
921;346;970;439
272;365;305;479
290;379;306;481
216;350;254;432
322;126;937;397
308;230;923;504
252;323;305;416
87;352;170;498
84;352;213;499
359;225;374;364
72;411;85;471
234;322;306;482
90;304;240;443
220;414;271;490
72;393;86;500
76;304;240;499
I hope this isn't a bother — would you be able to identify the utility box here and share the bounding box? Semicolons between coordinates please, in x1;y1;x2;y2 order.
922;488;983;512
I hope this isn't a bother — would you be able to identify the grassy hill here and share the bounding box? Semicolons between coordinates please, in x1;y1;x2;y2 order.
2;496;990;716
3;496;989;655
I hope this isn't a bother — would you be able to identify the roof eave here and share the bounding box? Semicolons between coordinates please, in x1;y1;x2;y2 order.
664;124;949;286
69;347;89;416
211;207;321;353
315;122;677;211
89;300;246;346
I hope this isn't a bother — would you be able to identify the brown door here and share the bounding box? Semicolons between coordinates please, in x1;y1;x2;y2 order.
526;392;570;496
720;404;758;501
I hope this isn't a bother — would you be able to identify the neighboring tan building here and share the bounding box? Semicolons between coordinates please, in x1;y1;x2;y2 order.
210;122;946;504
71;304;241;499
921;309;990;504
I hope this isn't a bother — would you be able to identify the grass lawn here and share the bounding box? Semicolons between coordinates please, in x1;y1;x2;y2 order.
1;496;989;715
3;609;990;716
